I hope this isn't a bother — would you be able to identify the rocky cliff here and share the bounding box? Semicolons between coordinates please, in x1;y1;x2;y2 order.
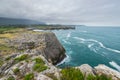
0;30;120;80
6;31;66;65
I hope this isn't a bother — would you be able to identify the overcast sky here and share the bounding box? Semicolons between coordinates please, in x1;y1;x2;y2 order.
0;0;120;26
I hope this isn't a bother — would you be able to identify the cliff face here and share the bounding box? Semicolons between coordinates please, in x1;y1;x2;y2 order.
43;33;66;65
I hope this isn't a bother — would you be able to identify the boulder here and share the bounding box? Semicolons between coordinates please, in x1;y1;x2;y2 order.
76;64;95;76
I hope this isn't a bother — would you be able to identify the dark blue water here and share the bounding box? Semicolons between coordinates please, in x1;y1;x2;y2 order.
53;26;120;71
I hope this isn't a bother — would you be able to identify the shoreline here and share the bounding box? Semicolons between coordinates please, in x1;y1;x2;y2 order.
0;27;120;80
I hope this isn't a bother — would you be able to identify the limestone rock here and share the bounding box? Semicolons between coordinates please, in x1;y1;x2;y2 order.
94;64;120;80
8;32;66;65
37;74;53;80
76;64;95;76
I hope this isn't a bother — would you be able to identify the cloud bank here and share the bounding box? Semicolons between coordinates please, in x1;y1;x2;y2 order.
0;0;120;26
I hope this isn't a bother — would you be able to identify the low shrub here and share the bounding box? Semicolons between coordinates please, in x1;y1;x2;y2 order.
0;59;3;67
14;54;28;63
96;74;112;80
33;63;47;72
7;76;15;80
13;68;20;75
24;73;34;80
61;67;84;80
86;74;96;80
60;67;112;80
33;58;47;72
34;58;45;64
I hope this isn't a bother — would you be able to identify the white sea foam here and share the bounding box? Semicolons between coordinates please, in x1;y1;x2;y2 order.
109;61;120;72
62;40;71;45
66;32;71;40
74;37;120;54
74;37;85;41
79;30;87;33
56;54;71;66
88;43;94;48
33;29;44;32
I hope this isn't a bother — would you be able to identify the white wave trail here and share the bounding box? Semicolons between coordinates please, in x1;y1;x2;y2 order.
74;37;120;54
109;61;120;72
33;29;44;32
79;30;87;33
66;32;71;40
88;43;94;48
56;54;71;66
62;40;71;45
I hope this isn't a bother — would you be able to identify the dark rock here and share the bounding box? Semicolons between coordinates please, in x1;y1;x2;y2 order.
42;33;66;65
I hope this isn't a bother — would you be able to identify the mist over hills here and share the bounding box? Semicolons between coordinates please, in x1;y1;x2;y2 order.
0;17;45;25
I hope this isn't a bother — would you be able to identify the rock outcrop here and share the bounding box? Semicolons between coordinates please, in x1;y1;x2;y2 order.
76;64;95;76
42;33;66;65
94;64;120;80
7;32;66;65
76;64;120;80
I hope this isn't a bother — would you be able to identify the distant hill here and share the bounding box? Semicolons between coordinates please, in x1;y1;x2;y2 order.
0;17;45;25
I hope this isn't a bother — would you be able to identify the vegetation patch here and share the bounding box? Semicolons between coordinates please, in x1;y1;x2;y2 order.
33;58;47;72
96;74;112;80
7;76;15;80
86;74;96;80
61;67;84;80
13;68;20;75
61;67;112;80
14;54;28;63
0;59;3;67
24;73;34;80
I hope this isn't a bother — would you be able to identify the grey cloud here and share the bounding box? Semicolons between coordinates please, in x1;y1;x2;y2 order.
0;0;120;25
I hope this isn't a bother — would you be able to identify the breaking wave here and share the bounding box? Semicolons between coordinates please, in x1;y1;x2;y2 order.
74;37;120;54
66;32;71;40
33;29;44;32
109;61;120;72
62;40;71;45
56;54;71;66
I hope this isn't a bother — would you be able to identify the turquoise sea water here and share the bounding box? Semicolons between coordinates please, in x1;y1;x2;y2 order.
53;26;120;71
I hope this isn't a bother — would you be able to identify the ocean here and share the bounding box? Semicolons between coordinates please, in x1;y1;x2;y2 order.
53;26;120;71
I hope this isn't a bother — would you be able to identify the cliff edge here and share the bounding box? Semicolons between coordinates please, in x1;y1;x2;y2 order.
0;30;120;80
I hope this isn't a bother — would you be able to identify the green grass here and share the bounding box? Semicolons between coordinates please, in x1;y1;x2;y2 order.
60;67;112;80
96;74;112;80
86;74;97;80
34;57;45;64
0;59;3;67
0;27;23;34
13;68;20;75
7;76;15;80
61;67;84;80
24;73;34;80
86;74;112;80
33;58;47;72
14;54;28;63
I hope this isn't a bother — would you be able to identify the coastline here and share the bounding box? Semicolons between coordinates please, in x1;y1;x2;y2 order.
0;27;120;80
